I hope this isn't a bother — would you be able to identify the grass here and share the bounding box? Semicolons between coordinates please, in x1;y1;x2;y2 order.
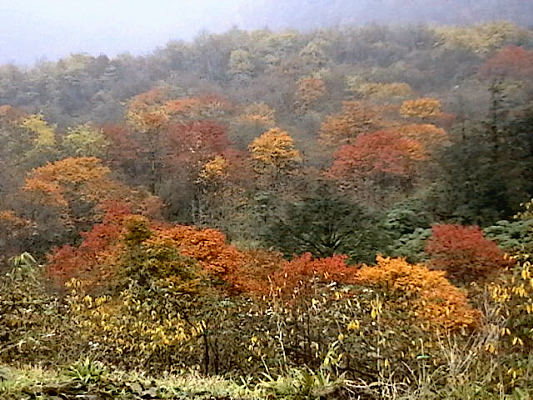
1;358;532;400
0;362;261;399
0;364;57;395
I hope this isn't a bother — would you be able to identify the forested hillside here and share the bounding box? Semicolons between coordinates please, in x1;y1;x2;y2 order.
1;21;532;399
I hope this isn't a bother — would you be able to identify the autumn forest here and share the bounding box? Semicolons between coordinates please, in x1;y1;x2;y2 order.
0;19;532;400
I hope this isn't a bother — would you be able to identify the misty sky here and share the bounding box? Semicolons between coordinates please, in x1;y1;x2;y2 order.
0;0;247;65
1;0;531;66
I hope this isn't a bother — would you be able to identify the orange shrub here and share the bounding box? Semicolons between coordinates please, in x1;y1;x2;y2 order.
220;252;356;297
225;249;285;295
355;256;481;331
272;253;354;296
46;210;129;285
151;225;245;275
47;211;249;289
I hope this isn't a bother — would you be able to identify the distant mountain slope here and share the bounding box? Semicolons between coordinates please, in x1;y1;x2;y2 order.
237;0;533;30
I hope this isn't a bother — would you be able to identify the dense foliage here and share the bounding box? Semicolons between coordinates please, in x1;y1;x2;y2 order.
1;20;532;399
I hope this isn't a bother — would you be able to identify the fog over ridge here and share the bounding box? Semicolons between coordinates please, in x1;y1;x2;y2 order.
1;0;532;65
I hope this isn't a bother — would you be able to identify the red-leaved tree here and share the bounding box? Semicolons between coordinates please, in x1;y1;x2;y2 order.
479;45;533;79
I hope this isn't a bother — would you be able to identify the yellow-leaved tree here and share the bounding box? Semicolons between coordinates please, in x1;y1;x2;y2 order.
435;22;526;55
19;114;59;167
295;76;327;111
20;114;56;148
400;98;442;119
249;128;301;177
62;124;109;158
348;80;414;103
239;102;276;126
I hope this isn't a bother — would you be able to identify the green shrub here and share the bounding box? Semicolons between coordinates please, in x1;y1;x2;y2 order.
387;228;431;263
0;260;78;366
484;219;533;254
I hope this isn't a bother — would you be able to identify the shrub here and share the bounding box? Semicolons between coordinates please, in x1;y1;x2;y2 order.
46;210;129;287
488;254;533;355
0;211;34;269
484;219;533;254
388;227;431;263
355;256;481;331
425;224;512;283
0;261;76;366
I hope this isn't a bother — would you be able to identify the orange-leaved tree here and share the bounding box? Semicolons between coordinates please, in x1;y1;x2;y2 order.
21;157;159;232
393;123;448;149
163;121;229;173
126;89;231;133
125;88;231;192
125;88;171;133
238;102;276;126
0;104;26;125
351;82;414;102
319;101;390;146
125;88;172;193
163;95;231;122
